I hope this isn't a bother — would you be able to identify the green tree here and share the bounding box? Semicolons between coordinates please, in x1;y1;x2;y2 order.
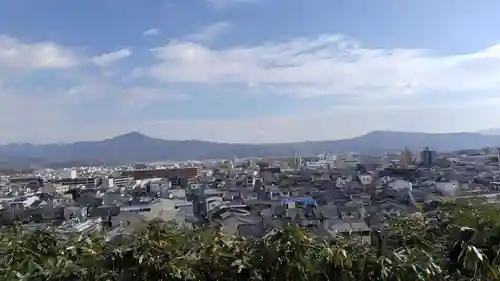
2;200;500;281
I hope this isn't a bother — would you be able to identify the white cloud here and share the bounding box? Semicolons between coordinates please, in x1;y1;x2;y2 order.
206;0;258;10
0;35;79;70
4;32;500;143
143;28;160;36
185;22;231;42
145;34;500;98
91;48;132;68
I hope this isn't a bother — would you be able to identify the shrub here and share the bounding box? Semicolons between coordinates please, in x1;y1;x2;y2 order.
1;202;500;281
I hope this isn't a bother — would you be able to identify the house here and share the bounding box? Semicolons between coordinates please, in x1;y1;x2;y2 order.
223;190;241;201
358;174;373;185
24;205;65;222
105;227;133;243
289;185;317;197
388;179;412;191
336;176;347;187
314;205;339;221
410;189;430;203
281;197;314;209
237;224;266;238
241;190;259;202
325;220;372;244
268;187;291;200
375;200;408;217
324;188;350;205
205;196;223;214
338;204;366;220
284;207;316;229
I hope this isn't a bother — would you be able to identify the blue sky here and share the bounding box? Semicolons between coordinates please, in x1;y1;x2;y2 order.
1;0;500;143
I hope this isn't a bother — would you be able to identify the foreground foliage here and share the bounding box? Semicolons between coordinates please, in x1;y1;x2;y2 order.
2;201;500;281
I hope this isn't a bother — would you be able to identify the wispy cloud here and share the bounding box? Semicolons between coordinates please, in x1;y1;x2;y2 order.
185;22;231;42
4;30;500;143
145;34;500;99
206;0;258;10
143;28;160;36
91;48;132;68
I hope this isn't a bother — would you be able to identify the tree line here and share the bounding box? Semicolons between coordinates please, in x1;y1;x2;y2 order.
1;200;500;281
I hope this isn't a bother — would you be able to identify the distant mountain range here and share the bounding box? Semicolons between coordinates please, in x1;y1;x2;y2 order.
2;130;500;168
478;128;500;135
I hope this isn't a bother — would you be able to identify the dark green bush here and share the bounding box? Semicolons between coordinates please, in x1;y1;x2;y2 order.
2;201;500;281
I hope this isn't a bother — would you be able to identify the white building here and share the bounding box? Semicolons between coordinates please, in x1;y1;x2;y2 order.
55;185;70;194
62;169;77;179
305;153;337;169
388;179;412;191
358;174;373;185
42;182;56;194
205;196;223;213
135;178;171;193
110;176;134;188
435;181;459;197
57;217;102;235
336;177;347;187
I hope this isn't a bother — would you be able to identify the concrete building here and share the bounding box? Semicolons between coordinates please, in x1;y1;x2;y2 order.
420;147;437;168
110;176;134;188
358;174;373;185
61;169;77;179
122;167;202;181
435;180;459;197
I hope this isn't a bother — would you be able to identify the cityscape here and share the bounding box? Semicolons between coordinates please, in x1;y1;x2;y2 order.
1;143;498;242
3;0;500;279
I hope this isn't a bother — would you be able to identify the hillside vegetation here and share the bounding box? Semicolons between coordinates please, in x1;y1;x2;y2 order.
2;201;500;281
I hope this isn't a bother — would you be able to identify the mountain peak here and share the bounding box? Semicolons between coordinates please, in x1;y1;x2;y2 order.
478;128;500;135
363;130;400;136
1;130;500;167
107;131;151;142
122;131;145;138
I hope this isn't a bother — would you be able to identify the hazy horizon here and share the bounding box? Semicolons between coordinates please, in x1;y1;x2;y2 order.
2;129;500;146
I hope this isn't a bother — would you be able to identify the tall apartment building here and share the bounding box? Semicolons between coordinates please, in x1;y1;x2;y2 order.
420;147;437;168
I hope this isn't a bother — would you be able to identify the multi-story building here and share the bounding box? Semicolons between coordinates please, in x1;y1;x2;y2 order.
305;153;337;169
420;147;437;168
121;167;202;181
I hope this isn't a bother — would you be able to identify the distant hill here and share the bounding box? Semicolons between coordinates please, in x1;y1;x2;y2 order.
478;128;500;135
1;131;500;167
